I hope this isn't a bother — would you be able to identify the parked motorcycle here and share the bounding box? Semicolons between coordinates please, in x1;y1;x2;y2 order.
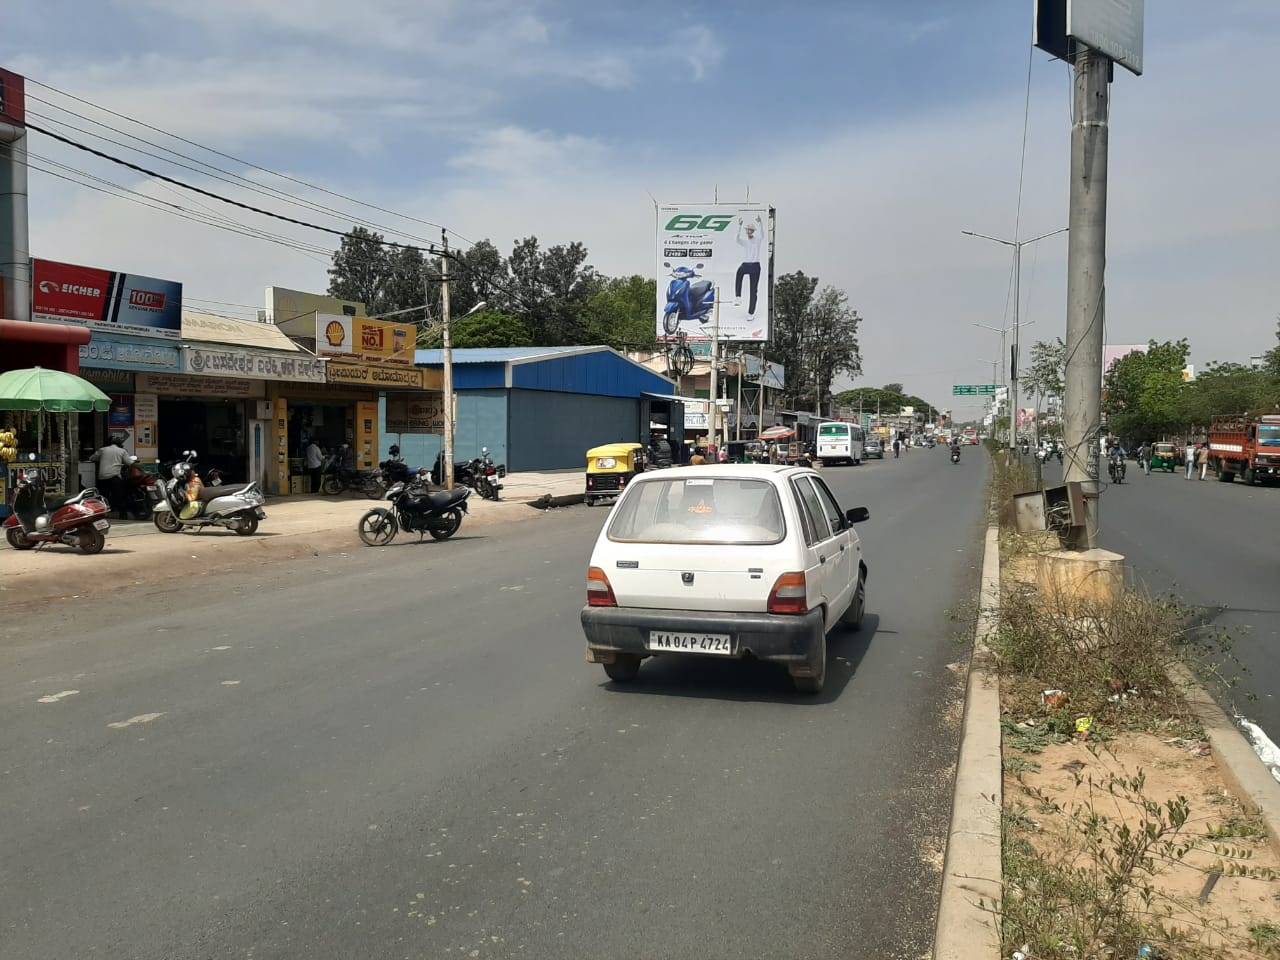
320;448;383;498
3;454;111;553
430;450;477;489
121;455;162;519
153;451;267;534
357;474;471;546
470;447;506;501
661;263;715;336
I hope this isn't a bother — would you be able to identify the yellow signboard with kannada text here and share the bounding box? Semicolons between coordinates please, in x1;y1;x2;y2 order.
326;360;433;390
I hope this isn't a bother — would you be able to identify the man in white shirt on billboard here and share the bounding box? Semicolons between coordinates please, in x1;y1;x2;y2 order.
734;214;764;319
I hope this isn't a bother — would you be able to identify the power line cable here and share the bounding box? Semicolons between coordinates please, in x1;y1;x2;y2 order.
25;77;475;247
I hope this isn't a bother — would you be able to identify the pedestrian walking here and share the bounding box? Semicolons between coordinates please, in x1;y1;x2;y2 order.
1184;442;1196;480
305;438;324;493
1197;444;1210;480
1138;441;1151;476
892;437;900;458
90;434;129;518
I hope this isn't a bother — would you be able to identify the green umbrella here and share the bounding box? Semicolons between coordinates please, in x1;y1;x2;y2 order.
0;366;111;412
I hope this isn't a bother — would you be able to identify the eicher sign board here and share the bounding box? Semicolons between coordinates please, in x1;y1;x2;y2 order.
656;203;774;343
32;258;183;339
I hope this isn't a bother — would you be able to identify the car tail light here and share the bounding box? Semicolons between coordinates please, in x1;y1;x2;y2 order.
586;566;617;607
767;572;808;615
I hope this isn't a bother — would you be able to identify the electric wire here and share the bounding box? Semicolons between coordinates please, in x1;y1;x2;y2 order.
24;78;475;248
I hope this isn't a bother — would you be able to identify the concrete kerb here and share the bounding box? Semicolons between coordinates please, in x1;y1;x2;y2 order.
934;524;1003;959
1169;662;1280;857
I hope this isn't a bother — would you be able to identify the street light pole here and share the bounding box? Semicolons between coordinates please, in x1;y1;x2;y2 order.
963;226;1067;451
439;231;455;490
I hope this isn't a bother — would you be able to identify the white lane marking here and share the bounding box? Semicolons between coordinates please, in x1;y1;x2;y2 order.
220;680;240;686
210;645;231;651
107;712;165;729
37;690;80;703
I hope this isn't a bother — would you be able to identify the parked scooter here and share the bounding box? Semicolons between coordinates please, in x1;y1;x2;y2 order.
661;263;715;336
3;454;111;553
357;472;471;546
153;451;267;534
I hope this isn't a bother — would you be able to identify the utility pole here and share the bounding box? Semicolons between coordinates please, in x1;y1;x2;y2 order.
758;344;766;436
439;229;455;490
709;289;720;448
1063;47;1111;549
734;348;743;442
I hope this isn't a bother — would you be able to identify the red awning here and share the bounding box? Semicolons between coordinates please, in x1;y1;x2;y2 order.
760;425;795;441
0;319;91;345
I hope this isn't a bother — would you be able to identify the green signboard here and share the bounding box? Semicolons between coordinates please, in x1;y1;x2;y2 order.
952;384;998;396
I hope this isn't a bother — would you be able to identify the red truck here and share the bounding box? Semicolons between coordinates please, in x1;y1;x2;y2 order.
1208;413;1280;484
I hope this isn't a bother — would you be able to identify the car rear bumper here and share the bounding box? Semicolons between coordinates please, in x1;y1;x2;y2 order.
581;605;824;668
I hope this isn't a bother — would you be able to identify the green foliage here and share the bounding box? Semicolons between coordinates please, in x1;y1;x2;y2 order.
1103;340;1190;439
765;271;862;411
581;275;658;351
449;311;531;349
1027;338;1066;401
835;385;933;417
1264;317;1280;378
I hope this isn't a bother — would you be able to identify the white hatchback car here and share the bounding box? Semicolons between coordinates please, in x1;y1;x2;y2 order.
580;464;869;693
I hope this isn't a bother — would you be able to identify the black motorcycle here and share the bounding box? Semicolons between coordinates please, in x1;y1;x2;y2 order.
1108;454;1126;484
470;447;507;501
431;450;476;489
357;475;470;546
320;451;383;498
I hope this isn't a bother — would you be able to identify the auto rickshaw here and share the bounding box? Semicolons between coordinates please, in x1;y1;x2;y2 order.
585;442;644;507
1150;441;1177;473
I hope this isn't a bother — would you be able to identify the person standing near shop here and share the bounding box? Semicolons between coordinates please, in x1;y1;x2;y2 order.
90;434;128;518
305;438;324;494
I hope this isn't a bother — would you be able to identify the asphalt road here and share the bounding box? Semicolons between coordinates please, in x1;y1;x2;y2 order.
1079;461;1280;744
0;446;988;960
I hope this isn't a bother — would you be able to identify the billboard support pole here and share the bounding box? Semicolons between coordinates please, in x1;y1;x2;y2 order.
1063;46;1111;550
734;347;743;442
709;289;720;448
439;230;455;491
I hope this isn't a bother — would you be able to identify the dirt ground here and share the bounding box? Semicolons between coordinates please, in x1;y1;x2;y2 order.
1005;732;1280;955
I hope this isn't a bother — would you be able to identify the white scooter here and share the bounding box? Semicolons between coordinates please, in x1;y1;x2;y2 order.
153;451;267;535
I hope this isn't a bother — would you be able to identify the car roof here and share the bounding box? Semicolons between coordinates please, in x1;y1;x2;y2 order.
635;464;808;483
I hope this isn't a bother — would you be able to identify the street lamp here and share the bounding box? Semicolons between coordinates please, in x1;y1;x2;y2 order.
963;226;1067;451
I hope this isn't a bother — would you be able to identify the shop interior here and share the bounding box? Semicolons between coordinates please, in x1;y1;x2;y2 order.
287;402;352;473
158;399;247;479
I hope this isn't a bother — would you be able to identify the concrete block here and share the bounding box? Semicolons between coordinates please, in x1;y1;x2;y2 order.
1035;548;1126;606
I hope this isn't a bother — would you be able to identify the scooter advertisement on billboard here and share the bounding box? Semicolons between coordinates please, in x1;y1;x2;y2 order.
655;203;772;342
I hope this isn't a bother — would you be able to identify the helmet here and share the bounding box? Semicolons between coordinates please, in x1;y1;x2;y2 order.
389;444;400;457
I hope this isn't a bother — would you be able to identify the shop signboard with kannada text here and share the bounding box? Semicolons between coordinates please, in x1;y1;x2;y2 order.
136;372;266;399
32;258;183;339
79;333;179;371
325;360;431;390
183;344;326;382
317;315;415;365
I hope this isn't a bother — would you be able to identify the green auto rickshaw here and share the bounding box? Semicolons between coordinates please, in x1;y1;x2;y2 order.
1150;441;1177;473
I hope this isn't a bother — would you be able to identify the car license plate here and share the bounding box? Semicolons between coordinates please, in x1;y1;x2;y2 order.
92;518;110;530
647;631;733;655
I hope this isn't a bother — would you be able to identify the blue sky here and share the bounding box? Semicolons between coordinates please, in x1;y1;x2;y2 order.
5;0;1278;410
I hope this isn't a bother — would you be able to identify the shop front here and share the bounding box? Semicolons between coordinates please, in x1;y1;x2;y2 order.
267;360;440;495
137;371;268;482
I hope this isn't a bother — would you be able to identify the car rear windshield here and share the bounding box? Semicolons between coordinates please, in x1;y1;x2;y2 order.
608;477;786;544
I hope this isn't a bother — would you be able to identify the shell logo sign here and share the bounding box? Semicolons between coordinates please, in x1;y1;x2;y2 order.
315;313;413;364
325;319;347;347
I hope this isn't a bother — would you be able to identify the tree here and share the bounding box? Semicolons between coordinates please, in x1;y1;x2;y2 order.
767;271;819;408
1025;338;1066;427
835;386;934;416
1102;339;1190;440
805;286;863;413
881;383;904;396
450;311;531;349
582;275;657;351
1263;315;1280;378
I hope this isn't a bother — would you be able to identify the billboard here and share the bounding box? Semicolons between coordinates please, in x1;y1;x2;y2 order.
1034;0;1143;76
316;314;415;365
656;203;773;343
32;258;182;339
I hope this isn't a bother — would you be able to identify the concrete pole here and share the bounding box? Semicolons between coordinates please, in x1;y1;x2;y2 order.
439;230;455;490
0;124;30;323
1010;245;1021;452
1063;48;1110;550
709;289;720;448
758;344;766;435
734;348;742;442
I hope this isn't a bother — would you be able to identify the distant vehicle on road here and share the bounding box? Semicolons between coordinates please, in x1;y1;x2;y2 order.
580;465;869;693
1209;414;1280;485
864;437;884;459
816;421;864;466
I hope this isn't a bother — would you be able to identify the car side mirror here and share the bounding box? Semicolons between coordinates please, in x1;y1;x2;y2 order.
846;506;870;524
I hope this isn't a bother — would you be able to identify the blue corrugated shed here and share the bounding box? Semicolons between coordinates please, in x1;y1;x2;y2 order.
415;346;672;398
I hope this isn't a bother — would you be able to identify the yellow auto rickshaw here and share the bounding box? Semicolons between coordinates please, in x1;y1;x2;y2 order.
1150;441;1177;473
585;442;645;506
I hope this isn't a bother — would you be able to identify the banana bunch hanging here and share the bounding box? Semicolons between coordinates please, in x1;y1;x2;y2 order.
0;430;17;463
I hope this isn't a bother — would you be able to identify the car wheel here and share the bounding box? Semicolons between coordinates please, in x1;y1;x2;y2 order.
842;573;866;631
791;633;826;694
603;654;641;682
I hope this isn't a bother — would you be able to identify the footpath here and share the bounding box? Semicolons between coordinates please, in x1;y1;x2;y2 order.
0;470;583;607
